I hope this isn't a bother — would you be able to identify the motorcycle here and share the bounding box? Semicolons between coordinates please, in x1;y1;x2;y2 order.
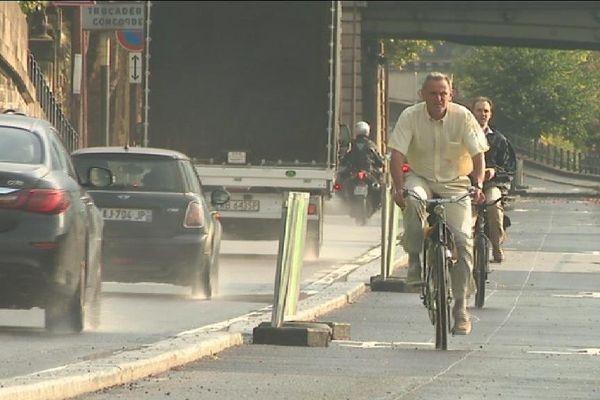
335;168;382;225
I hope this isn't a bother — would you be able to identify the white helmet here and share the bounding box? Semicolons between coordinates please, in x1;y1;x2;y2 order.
354;121;370;137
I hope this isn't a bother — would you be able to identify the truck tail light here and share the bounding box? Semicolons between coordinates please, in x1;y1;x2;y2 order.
184;201;205;227
0;189;71;214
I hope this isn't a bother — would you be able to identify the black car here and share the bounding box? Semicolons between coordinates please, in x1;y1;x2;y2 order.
71;146;230;299
0;113;109;333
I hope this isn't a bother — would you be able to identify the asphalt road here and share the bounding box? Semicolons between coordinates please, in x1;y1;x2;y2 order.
68;176;600;399
0;203;383;381
2;165;599;399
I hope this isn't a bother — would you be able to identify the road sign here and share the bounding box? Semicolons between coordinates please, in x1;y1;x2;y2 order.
129;52;142;83
117;31;144;52
82;3;145;30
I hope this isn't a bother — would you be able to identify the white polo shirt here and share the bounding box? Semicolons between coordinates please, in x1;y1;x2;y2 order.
388;102;489;181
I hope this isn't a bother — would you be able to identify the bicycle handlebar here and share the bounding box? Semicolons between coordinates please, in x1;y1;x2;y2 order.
403;189;473;206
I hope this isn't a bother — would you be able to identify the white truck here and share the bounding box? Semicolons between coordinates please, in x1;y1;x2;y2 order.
148;2;342;258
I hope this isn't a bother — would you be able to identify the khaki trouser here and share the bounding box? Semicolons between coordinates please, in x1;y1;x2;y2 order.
402;173;474;299
484;186;505;252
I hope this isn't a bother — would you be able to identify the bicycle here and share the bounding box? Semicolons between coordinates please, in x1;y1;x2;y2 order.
404;188;473;350
472;195;502;309
472;175;511;309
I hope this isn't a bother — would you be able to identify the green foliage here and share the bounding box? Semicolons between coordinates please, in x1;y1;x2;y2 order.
454;47;600;147
19;1;47;16
385;39;439;69
540;134;576;152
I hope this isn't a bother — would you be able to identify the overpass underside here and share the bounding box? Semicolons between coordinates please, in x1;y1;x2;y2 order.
361;1;600;50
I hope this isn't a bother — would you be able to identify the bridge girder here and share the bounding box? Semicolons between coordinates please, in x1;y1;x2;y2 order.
361;1;600;50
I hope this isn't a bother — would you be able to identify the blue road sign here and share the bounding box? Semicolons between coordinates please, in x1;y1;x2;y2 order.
116;31;144;52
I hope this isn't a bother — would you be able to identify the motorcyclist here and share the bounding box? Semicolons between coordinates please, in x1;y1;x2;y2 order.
337;121;385;195
470;97;516;263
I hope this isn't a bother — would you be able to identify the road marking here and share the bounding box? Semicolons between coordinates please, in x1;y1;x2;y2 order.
335;340;434;349
528;348;600;356
554;291;600;298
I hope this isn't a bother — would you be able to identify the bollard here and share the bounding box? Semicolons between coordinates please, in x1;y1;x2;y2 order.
370;183;412;292
514;158;527;190
271;191;309;328
253;191;341;347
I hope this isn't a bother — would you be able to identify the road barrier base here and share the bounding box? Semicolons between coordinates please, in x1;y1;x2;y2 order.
284;321;351;340
253;322;331;347
370;275;420;293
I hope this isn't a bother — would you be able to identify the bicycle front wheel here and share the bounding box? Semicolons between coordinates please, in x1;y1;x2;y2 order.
474;234;489;309
433;244;449;350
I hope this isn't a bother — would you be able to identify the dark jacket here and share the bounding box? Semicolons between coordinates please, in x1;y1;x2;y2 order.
340;135;384;171
485;127;516;180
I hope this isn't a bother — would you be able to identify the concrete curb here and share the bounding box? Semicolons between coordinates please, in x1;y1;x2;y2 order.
522;158;600;185
0;245;399;400
524;172;600;192
0;332;243;400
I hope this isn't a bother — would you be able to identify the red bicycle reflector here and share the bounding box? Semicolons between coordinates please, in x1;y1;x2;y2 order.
402;163;410;173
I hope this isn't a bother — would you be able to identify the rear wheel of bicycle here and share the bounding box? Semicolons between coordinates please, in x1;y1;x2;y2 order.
433;244;449;350
474;235;489;309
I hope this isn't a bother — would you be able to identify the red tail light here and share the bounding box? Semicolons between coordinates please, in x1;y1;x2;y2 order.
333;182;342;192
356;170;367;180
0;189;71;214
307;203;317;215
402;163;410;173
184;201;205;227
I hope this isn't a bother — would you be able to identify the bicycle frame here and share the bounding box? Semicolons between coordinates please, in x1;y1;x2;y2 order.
404;189;471;350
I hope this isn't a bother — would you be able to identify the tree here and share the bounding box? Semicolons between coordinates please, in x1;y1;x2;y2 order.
385;39;439;69
453;47;600;146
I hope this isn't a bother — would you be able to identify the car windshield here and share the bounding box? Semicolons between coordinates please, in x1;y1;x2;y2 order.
73;154;183;192
0;126;43;164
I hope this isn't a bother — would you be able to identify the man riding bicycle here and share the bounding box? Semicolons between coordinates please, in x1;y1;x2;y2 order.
389;72;489;335
469;97;516;263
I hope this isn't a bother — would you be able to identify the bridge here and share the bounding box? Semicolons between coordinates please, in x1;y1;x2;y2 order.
360;1;600;50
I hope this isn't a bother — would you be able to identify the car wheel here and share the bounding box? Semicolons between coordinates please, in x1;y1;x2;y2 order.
305;229;320;260
86;266;102;330
45;263;85;333
208;245;220;297
190;255;211;299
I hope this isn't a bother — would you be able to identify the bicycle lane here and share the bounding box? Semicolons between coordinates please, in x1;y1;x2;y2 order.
70;196;600;399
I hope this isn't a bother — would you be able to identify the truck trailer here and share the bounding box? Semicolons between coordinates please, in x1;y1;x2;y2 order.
148;1;342;258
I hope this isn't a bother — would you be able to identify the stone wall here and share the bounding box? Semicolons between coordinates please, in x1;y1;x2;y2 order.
0;1;42;117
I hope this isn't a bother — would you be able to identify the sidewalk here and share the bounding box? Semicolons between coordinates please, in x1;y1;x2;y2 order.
514;159;600;197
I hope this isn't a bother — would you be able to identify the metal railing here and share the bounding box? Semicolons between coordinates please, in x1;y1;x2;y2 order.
508;134;600;176
27;51;80;152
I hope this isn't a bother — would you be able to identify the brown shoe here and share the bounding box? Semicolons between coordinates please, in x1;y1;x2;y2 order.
492;248;504;263
453;299;472;335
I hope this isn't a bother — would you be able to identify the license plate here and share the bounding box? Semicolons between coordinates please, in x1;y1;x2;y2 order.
353;185;368;195
216;200;260;212
101;208;153;222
